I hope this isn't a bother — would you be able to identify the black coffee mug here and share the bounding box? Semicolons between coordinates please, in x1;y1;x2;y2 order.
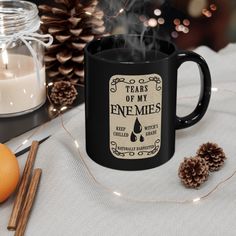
84;35;211;171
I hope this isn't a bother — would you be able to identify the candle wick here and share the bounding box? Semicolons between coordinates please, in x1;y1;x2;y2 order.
5;64;8;70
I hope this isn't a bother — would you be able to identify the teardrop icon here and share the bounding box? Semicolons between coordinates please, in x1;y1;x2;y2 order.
130;131;137;142
140;135;144;142
134;117;142;134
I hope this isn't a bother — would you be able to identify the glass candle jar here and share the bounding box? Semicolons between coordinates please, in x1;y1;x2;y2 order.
0;0;52;117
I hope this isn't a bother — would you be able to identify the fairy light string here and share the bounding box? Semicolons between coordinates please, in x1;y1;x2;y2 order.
105;0;129;19
56;87;236;204
59;113;236;204
14;123;46;153
8;0;232;205
13;84;236;204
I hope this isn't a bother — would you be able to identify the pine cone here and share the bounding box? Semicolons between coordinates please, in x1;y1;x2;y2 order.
197;142;226;172
50;81;78;106
178;156;209;188
39;0;106;84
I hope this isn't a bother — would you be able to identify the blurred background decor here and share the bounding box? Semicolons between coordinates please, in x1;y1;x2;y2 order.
33;0;236;67
100;0;233;51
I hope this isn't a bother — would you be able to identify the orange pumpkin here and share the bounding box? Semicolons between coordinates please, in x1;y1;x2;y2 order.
0;144;20;203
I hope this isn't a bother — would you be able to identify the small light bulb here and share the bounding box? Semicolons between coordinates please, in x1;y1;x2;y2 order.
154;9;161;16
119;8;124;14
139;15;146;22
178;24;185;32
157;17;165;25
113;191;122;197
143;20;149;27
47;82;53;87
22;139;28;145
183;27;189;34
148;18;158;27
2;47;8;67
171;31;179;38
85;11;92;15
74;140;79;149
174;18;181;26
183;19;190;26
212;87;218;92
210;4;217;11
60;106;68;111
193;197;201;203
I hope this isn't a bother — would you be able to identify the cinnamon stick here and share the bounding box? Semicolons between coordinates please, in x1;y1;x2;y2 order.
15;169;42;236
8;141;39;231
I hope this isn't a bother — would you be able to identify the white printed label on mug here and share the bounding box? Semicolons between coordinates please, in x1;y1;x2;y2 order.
109;74;162;159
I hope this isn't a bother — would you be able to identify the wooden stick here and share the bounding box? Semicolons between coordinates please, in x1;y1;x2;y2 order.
8;141;39;231
15;169;42;236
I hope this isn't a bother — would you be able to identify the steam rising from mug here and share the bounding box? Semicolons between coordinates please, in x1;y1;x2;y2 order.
101;0;166;61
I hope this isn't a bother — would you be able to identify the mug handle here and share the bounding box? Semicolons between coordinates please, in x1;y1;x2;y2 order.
176;51;212;129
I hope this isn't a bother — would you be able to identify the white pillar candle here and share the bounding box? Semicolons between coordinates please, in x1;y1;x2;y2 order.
0;54;46;116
